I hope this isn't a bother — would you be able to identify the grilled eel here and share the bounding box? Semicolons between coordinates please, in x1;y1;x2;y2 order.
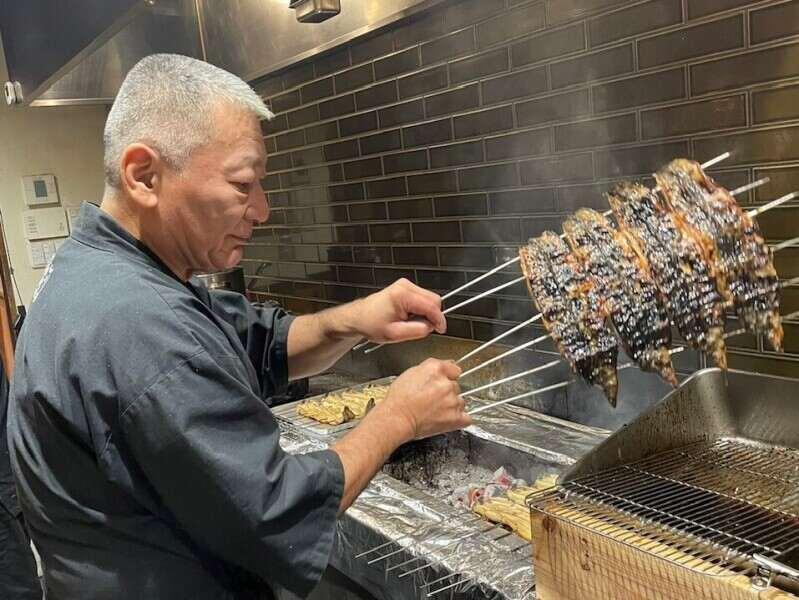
297;384;389;425
520;232;619;405
656;159;783;351
564;208;677;386
609;182;727;368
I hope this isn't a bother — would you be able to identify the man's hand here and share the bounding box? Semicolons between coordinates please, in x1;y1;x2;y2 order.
353;278;446;344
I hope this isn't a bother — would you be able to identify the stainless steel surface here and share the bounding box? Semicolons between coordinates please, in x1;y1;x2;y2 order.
200;0;446;85
195;267;246;294
289;0;341;23
272;376;395;437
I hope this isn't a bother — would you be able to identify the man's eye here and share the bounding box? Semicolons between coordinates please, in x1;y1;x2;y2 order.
232;182;251;194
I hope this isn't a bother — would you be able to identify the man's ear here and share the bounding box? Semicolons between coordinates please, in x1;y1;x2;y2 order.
119;143;163;209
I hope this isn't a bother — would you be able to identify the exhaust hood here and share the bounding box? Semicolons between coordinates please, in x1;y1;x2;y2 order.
1;0;441;107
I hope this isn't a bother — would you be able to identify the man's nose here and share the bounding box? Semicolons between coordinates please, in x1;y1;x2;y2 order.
251;185;270;224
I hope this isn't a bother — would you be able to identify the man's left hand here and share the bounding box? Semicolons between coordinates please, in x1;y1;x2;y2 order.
352;278;446;344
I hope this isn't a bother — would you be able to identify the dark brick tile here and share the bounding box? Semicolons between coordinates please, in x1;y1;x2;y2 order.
370;222;412;242
323;139;360;162
375;47;421;80
639;15;744;69
280;164;343;188
339;111;378;137
343;157;383;180
517;88;591;126
727;353;799;378
348;201;388;221
751;0;799;44
472;319;531;346
757;206;799;240
394;246;439;266
462;218;521;242
265;137;276;154
753;84;799;124
430;140;484;168
642;95;746;139
267;190;289;207
291;147;325;168
521;216;567;238
407;171;459;195
313;204;349;223
589;0;682;47
356;81;398;111
300;226;335;244
266;152;292;172
329;182;365;203
283;207;315;225
519;153;594;184
485;128;551;161
691;43;799;95
378;99;425;128
555;113;637;151
449;295;500;319
775;248;799;278
315;49;351;77
276;129;306;151
592;68;685;113
278;244;318;262
319;94;355;120
254;76;283;98
454;106;514;138
459;163;520;190
434;194;489;217
350;31;394;65
466;270;528;295
353;246;393;264
557;183;614;211
384;149;429;174
366;177;407;199
283;63;315;89
360;129;402;155
335;224;369;243
549;0;631;24
550;44;634;89
417;269;466;291
388;198;433;219
450;48;509;85
753;166;799;203
287;105;319;129
498;297;536;321
481;67;548;105
261;174;281;191
375;267;416;285
425;84;481;118
510;23;585;68
288;186;329;206
394;13;447;49
413;220;461;242
320;245;354;263
441;316;473;340
594;140;689;178
695;126;799;166
687;0;750;19
444;0;505;30
398;65;448;99
403;118;453;147
263;114;288;135
781;287;799;316
439;246;494;267
300;77;334;104
421;28;476;65
306;122;339;144
325;284;359;302
704;169;750;200
266;209;286;225
270;90;301;113
335;64;374;94
491;188;556;214
338;266;375;285
477;2;546;48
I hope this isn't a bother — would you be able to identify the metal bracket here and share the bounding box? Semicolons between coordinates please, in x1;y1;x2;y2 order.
752;554;799;590
3;81;23;105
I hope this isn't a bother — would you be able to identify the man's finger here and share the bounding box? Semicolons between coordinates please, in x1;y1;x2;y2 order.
402;292;446;334
382;320;434;342
440;360;461;380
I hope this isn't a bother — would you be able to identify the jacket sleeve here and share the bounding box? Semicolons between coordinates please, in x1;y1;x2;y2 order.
204;289;296;400
119;347;344;597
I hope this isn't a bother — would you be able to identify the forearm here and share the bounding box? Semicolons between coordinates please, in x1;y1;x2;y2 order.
286;302;362;380
331;406;412;513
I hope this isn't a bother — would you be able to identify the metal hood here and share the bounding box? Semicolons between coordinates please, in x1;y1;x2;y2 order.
1;0;440;107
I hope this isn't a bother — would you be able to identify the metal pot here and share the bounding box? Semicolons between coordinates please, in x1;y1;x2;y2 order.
195;267;245;294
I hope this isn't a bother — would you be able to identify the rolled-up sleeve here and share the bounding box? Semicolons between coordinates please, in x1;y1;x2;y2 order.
119;348;343;597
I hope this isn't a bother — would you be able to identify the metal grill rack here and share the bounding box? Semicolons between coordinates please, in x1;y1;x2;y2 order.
527;437;799;579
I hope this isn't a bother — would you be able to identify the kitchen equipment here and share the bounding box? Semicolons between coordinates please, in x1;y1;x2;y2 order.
195;267;245;294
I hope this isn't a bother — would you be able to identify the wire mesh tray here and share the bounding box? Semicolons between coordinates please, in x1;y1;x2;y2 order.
526;437;799;579
272;376;395;437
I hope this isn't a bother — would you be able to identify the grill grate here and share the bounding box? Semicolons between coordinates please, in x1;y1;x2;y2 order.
528;438;799;577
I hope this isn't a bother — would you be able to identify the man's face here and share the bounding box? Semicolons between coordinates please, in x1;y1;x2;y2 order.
158;106;269;274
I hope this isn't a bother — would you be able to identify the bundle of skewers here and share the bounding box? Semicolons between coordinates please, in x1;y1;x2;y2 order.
356;152;799;411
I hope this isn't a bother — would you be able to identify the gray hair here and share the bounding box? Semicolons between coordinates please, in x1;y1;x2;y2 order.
103;53;273;189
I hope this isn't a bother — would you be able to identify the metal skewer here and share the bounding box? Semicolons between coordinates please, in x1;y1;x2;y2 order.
773;236;799;252
388;524;495;576
461;359;562;398
729;177;770;197
456;314;542;365
781;277;799;289
748;191;798;217
441;257;521;301
459;334;551;379
467;380;572;415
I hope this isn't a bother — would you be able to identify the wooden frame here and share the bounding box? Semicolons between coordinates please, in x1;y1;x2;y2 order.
0;216;17;376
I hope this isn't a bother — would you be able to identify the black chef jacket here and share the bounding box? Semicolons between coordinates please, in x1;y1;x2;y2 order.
7;202;344;600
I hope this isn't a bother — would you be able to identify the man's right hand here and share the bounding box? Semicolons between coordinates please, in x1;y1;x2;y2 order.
377;358;472;442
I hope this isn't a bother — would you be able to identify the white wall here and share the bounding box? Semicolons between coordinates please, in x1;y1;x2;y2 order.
0;37;108;307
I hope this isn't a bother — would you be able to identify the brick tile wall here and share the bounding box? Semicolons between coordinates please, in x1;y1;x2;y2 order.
245;0;799;376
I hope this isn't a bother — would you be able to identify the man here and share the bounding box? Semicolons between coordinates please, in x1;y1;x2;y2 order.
8;54;470;599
